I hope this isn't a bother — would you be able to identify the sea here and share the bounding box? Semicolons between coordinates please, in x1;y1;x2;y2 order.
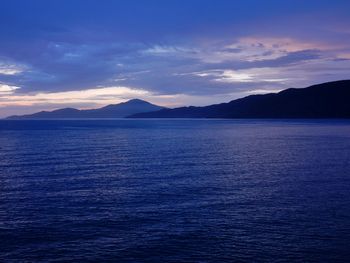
1;119;350;262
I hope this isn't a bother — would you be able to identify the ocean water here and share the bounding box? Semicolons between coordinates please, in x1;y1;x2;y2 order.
1;119;350;262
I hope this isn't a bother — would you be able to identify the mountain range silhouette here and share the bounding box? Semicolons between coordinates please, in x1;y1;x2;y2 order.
7;80;350;119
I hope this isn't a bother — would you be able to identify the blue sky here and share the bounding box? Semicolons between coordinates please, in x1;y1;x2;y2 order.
1;0;350;116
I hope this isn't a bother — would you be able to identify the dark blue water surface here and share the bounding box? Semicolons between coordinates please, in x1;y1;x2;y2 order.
1;119;350;262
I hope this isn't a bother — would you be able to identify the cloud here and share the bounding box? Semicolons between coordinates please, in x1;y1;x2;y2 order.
0;86;149;107
142;45;196;56
0;28;348;96
188;68;290;84
0;84;20;95
0;61;25;75
0;36;348;100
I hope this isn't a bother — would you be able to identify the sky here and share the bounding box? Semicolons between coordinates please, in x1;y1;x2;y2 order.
0;0;350;117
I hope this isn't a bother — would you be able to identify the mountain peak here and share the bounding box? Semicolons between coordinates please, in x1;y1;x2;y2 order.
102;99;152;109
126;98;149;103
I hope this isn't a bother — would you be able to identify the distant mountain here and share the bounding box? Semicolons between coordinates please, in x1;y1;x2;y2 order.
129;80;350;118
7;99;166;119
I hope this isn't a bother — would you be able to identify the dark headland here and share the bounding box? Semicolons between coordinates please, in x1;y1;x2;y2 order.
6;80;350;119
130;80;350;119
